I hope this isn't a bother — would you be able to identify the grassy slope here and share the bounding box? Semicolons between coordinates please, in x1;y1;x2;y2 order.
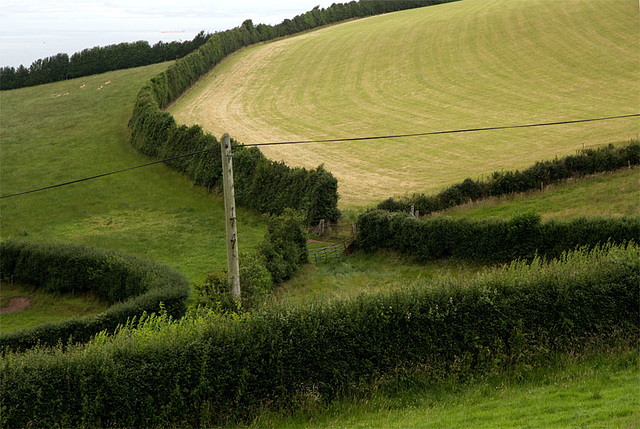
0;282;109;332
171;0;639;208
438;167;640;220
241;350;639;428
0;65;265;282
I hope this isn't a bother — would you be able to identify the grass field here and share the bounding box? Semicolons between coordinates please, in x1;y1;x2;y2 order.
0;281;110;333
171;0;639;208
1;1;638;425
438;167;640;220
0;64;265;282
239;348;639;428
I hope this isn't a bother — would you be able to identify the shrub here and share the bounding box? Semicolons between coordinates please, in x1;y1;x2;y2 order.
195;252;273;312
356;210;639;263
257;209;309;285
0;240;190;352
1;244;637;427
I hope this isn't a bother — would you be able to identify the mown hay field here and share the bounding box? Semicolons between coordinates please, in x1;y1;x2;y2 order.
171;0;639;207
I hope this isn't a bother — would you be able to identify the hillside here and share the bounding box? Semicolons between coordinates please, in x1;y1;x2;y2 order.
0;65;265;281
171;0;639;207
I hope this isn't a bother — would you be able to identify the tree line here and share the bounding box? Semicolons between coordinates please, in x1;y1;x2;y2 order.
0;32;210;90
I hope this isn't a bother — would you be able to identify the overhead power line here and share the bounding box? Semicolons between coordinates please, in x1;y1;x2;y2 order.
243;113;640;147
0;148;216;200
1;113;638;200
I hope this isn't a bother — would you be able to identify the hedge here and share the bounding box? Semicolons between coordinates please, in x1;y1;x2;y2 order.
0;240;190;352
356;210;640;263
1;243;637;427
128;1;459;224
378;141;640;215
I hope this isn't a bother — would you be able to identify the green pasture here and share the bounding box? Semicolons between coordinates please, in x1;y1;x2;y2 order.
438;167;640;220
0;281;109;333
171;0;639;208
241;347;638;429
272;251;483;305
0;64;265;282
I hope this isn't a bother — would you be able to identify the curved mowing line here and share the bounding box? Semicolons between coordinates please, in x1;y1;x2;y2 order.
171;0;640;207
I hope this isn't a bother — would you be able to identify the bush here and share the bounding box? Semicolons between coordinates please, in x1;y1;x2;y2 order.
195;252;273;312
356;210;640;263
195;210;307;311
1;244;637;428
0;240;190;352
257;209;309;285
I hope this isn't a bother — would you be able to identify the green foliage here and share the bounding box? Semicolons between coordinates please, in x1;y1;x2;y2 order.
1;244;637;427
195;252;273;312
128;0;460;223
356;209;640;263
0;240;190;352
0;32;211;90
258;209;309;285
195;210;308;312
379;141;640;216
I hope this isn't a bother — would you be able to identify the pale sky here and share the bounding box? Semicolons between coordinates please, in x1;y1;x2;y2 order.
0;0;335;67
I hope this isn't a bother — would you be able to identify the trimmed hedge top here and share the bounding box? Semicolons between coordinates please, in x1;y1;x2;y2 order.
0;240;190;352
1;243;637;427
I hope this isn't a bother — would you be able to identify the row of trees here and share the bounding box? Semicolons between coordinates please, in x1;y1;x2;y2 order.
0;32;210;90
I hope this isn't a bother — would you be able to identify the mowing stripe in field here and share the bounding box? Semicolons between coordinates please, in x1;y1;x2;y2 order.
171;0;639;207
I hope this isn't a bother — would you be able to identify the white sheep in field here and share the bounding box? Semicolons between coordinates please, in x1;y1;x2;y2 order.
104;80;111;85
80;84;86;89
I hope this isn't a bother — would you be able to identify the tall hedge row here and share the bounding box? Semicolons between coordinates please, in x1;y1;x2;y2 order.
128;0;456;224
356;210;640;263
1;244;637;427
0;240;190;352
378;141;640;215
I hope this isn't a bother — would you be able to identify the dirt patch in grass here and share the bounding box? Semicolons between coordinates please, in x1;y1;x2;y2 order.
0;297;31;314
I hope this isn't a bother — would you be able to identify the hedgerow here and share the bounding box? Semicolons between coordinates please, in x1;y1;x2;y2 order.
128;1;458;224
378;141;640;215
1;243;637;427
356;210;640;263
0;240;190;352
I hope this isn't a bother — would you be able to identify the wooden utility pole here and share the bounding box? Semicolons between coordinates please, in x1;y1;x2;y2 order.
220;133;241;301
